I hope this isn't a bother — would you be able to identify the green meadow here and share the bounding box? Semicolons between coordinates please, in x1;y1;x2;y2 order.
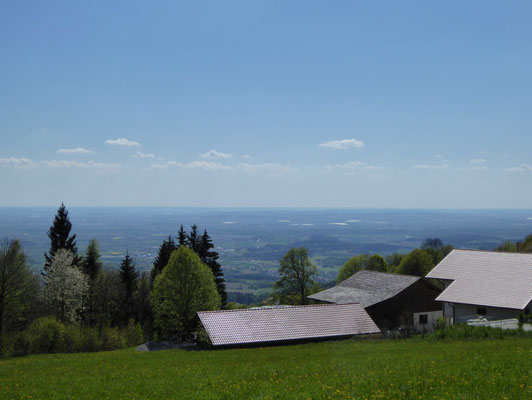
1;338;530;399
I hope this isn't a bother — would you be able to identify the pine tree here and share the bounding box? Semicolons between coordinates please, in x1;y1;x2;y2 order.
177;225;188;247
44;203;80;271
150;236;176;283
200;230;227;306
118;251;139;326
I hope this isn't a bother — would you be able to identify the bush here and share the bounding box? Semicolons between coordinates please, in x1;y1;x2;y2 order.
13;332;30;356
62;325;82;353
426;324;532;341
100;327;125;351
27;317;65;354
81;327;102;352
122;320;144;347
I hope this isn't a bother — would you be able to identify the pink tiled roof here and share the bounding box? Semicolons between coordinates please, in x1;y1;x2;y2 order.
198;303;380;346
426;249;532;310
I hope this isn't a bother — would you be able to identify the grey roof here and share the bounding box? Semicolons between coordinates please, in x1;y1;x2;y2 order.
197;303;380;346
308;270;420;307
426;249;532;310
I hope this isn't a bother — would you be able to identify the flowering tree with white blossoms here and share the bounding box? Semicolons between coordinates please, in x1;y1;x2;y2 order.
43;249;89;323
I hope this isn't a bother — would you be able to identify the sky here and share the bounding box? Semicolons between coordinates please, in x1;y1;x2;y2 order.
1;1;531;208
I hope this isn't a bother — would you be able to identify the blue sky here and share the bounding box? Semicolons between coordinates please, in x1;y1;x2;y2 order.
1;1;531;207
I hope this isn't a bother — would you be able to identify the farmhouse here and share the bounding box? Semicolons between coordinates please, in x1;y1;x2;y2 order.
308;270;442;331
197;303;380;346
425;249;532;323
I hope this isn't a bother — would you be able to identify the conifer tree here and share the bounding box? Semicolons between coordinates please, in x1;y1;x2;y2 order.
82;239;102;326
150;236;175;283
199;230;227;306
44;203;80;271
118;251;139;326
187;225;201;253
83;239;102;281
177;225;188;247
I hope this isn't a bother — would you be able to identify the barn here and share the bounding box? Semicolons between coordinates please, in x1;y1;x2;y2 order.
425;249;532;323
308;270;442;331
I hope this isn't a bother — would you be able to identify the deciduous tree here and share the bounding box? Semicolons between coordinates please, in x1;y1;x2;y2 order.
43;249;88;323
0;239;40;354
274;247;317;305
398;249;434;276
150;247;220;337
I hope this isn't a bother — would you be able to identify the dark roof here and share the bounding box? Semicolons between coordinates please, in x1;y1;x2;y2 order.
308;270;420;307
426;249;532;310
197;303;380;346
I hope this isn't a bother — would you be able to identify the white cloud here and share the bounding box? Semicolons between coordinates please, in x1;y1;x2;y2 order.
199;149;233;159
105;138;140;147
505;163;532;172
469;158;486;165
241;154;251;159
333;161;380;171
57;147;93;154
41;160;122;171
412;163;450;171
133;151;155;159
236;163;297;174
436;155;449;163
0;156;37;168
318;138;364;150
150;161;296;174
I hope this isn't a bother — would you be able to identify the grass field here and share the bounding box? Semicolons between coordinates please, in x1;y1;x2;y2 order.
1;338;530;399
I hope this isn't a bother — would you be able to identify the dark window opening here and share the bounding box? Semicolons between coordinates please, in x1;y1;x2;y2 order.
419;314;428;324
477;307;487;315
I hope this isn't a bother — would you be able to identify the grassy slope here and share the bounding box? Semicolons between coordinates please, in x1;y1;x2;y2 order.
1;338;530;399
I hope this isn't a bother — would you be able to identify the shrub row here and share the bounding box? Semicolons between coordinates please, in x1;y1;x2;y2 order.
1;317;144;357
424;323;532;341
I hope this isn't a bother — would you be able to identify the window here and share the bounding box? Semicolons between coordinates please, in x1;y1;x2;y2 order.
419;314;428;324
477;307;487;315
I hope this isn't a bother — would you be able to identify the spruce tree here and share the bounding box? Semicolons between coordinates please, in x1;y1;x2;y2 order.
187;225;201;253
199;230;227;307
177;225;188;247
150;236;175;283
118;251;139;326
44;203;80;271
83;239;102;281
82;239;102;326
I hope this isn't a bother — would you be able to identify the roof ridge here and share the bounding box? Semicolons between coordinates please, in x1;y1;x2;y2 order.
198;302;363;314
452;248;532;256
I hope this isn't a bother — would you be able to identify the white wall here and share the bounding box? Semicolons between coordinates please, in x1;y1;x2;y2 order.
413;310;443;332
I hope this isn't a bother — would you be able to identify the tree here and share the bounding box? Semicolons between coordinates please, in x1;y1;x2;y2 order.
199;230;227;306
398;249;434;276
82;239;102;282
274;247;317;305
150;247;220;337
337;254;370;283
135;272;153;337
81;239;103;326
150;236;176;283
421;238;453;265
118;252;139;326
187;225;201;253
518;233;532;253
367;254;388;272
0;239;40;354
177;225;188;247
43;249;89;323
494;241;517;253
93;268;120;336
44;203;81;270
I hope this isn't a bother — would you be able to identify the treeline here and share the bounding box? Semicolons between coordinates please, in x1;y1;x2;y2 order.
0;204;228;356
